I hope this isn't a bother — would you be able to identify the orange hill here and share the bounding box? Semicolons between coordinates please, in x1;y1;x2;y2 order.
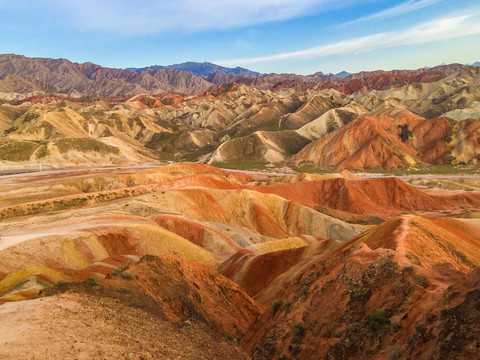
250;177;480;219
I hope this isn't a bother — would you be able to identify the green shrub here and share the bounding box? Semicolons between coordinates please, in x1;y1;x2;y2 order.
388;346;405;360
121;272;134;280
291;322;305;345
55;279;68;286
113;260;132;276
220;331;233;341
288;344;300;356
412;275;428;288
272;299;283;316
367;309;391;331
116;287;132;294
139;97;156;107
86;276;99;285
293;323;305;337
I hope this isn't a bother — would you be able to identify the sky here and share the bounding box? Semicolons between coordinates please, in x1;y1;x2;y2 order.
1;0;479;75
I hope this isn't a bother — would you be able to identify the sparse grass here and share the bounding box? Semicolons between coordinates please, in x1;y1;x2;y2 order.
86;276;100;285
139;97;156;107
56;138;120;155
272;299;283;316
114;261;132;276
291;322;305;345
425;311;436;323
180;145;216;162
407;322;427;346
290;163;335;174
116;287;132;294
148;131;185;152
220;331;233;341
321;327;335;338
0;141;40;161
36;144;49;158
367;309;391;331
121;272;134;280
211;159;270;171
354;164;480;176
288;344;300;356
412;275;429;288
388;346;406;360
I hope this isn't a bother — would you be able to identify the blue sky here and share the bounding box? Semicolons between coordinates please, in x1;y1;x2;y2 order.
1;0;479;74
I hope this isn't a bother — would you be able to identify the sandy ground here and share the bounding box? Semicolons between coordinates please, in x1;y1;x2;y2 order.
0;293;249;360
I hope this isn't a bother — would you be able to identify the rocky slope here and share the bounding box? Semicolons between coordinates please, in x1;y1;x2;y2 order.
2;55;480;170
242;214;480;359
294;106;480;169
0;54;213;97
1;163;480;358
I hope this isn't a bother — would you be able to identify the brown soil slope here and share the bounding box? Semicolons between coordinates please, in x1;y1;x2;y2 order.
352;215;480;273
220;238;341;299
294;111;423;169
130;254;263;337
0;293;249;360
242;236;475;359
251;177;480;219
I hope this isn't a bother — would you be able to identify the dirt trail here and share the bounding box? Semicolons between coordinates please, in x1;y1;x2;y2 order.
394;216;410;255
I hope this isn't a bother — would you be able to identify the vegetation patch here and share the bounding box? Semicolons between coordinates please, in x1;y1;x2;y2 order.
113;261;132;276
355;164;480;176
412;275;429;288
211;159;270;171
291;322;305;345
0;141;39;161
180;145;216;162
139;96;156;107
367;309;391;331
290;163;335;174
56;138;120;155
116;287;132;294
272;299;283;316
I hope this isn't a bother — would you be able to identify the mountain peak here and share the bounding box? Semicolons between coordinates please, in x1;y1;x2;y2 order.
126;61;262;78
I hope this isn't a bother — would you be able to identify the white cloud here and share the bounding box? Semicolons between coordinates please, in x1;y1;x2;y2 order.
217;13;480;65
338;0;445;27
2;0;353;34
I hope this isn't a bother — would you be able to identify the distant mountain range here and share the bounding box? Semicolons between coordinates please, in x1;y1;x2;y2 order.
334;71;350;78
127;61;352;80
0;54;478;98
126;62;262;78
0;54;212;97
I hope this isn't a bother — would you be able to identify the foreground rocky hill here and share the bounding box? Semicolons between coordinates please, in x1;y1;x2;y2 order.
0;163;479;359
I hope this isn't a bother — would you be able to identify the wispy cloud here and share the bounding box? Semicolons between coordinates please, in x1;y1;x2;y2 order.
217;13;480;66
338;0;445;27
0;0;355;34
